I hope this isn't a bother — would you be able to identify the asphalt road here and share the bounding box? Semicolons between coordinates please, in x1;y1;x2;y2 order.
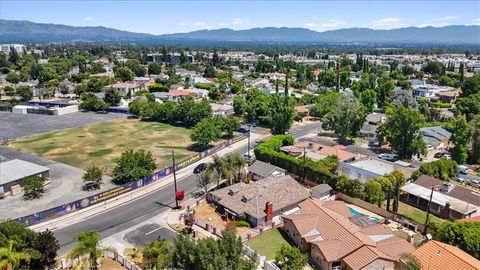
54;122;321;255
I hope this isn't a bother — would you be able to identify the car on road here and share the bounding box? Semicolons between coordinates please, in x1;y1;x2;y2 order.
244;149;255;159
458;165;469;175
193;190;206;198
193;163;207;174
469;179;480;188
378;153;395;161
453;175;467;183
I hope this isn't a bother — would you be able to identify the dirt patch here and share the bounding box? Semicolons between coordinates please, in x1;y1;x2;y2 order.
100;258;127;270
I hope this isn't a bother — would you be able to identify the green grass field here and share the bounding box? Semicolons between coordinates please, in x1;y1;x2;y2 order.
398;202;445;225
11;119;196;173
247;228;293;260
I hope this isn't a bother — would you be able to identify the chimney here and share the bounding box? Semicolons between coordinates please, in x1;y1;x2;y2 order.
265;202;273;222
440;202;450;219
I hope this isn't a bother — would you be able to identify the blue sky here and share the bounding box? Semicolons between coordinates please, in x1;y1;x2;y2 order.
1;1;479;35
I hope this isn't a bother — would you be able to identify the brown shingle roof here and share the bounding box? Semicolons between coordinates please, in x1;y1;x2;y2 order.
412;241;480;270
415;175;480;207
210;175;310;219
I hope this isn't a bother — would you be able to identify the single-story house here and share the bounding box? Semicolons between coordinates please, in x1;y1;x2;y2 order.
283;198;414;270
0;159;50;197
420;126;451;151
281;141;357;163
152;92;182;103
338;158;412;185
411;240;479;270
184;88;209;99
434;89;460;103
106;82;143;95
247;160;286;181
401;175;479;220
168;89;194;99
208;175;310;227
210;103;234;116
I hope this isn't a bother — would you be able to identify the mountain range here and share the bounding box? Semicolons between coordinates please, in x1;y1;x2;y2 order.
1;19;479;44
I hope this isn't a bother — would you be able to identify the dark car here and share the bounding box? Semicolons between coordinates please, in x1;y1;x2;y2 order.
193;163;207;174
82;182;100;191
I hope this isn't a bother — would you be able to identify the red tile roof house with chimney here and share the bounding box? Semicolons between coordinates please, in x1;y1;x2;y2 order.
207;175;310;227
282;198;415;270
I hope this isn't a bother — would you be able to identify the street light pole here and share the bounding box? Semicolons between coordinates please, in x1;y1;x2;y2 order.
172;150;179;209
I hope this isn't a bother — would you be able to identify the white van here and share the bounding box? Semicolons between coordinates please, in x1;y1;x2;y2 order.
458;165;469;175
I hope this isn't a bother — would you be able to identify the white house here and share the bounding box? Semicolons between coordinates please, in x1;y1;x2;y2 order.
338;159;395;184
211;103;234;116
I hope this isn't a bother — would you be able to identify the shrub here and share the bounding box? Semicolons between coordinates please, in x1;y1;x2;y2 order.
417;159;458;181
235;221;251;228
194;82;213;90
431;101;452;108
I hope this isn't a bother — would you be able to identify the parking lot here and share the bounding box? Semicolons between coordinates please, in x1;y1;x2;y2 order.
0;111;128;141
0;145;116;220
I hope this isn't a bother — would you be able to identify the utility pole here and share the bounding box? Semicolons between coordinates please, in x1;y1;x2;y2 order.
424;185;436;234
247;124;251;159
302;147;307;183
172;150;179;209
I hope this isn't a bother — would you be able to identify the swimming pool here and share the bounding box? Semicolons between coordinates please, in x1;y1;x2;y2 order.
348;207;380;222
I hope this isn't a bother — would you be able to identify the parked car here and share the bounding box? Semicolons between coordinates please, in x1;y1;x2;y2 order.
193;163;207;174
453;175;467;183
193;190;206;198
427;145;435;151
442;153;451;160
469;179;480;188
434;152;444;158
378;153;395;161
82;181;100;191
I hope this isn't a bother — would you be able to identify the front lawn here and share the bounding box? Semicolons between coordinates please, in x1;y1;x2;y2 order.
397;202;445;225
247;228;293;260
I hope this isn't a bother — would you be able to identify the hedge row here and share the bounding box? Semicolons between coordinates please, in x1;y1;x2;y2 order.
254;135;339;186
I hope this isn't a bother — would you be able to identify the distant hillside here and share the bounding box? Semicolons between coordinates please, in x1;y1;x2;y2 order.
1;19;479;44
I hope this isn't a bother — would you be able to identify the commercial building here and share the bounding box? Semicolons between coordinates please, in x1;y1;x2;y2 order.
0;159;50;197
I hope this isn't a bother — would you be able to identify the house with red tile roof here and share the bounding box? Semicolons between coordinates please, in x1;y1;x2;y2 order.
280;141;357;163
411;240;479;270
282;198;414;270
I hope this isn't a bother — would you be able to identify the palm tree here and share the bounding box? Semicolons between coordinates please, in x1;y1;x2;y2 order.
208;155;230;189
0;240;31;270
400;253;421;270
68;230;102;270
225;153;247;185
197;169;214;196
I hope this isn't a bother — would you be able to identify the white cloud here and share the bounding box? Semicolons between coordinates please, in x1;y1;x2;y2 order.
84;17;94;21
304;19;347;31
434;16;457;22
418;16;458;28
472;18;480;25
219;17;250;27
373;17;400;26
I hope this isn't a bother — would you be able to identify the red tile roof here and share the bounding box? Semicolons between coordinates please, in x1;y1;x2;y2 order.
168;89;193;96
412;240;479;270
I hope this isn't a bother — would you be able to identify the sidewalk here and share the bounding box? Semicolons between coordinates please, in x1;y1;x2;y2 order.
30;131;267;232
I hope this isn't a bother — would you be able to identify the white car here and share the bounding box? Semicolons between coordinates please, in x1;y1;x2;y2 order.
442;153;451;160
427;145;435;151
244;149;255;159
378;153;395;161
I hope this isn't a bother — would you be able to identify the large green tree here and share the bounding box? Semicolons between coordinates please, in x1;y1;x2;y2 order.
430;221;480;259
456;93;480;121
190;119;222;148
112;149;156;184
141;239;173;270
460;74;480;97
364;180;385;207
115;67;134;82
274;245;307;270
103;88;121;106
381;105;426;159
267;94;295;135
450;115;472;164
323;96;366;144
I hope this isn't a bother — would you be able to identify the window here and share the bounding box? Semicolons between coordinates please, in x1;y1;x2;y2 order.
332;261;341;267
